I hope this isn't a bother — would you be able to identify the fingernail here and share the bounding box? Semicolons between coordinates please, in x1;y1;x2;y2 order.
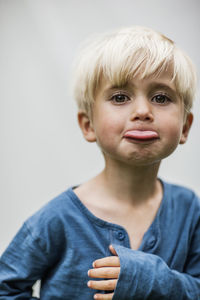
87;281;91;287
92;262;96;268
94;295;98;299
87;270;90;276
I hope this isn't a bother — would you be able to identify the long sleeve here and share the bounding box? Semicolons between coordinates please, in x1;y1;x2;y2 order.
0;223;49;299
113;241;200;300
0;190;71;299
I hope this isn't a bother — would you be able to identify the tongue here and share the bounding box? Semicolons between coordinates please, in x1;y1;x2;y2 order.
124;130;158;140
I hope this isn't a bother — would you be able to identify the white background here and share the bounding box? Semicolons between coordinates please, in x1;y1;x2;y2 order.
1;0;200;258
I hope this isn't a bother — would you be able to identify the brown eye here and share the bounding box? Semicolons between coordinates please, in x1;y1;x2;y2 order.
111;94;130;104
152;94;171;104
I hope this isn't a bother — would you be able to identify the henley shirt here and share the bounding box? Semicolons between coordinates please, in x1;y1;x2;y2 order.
0;180;200;299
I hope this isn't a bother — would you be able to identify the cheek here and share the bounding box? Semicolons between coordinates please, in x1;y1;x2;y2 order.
93;116;122;149
162;121;184;152
95;111;123;135
159;110;184;138
156;110;184;152
96;123;118;144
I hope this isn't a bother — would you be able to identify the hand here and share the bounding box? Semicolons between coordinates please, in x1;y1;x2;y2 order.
87;245;120;300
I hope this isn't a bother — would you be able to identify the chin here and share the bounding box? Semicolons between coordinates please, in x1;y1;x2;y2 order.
125;157;161;167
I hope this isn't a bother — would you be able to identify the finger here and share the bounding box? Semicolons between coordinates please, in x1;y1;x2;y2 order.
93;256;120;268
87;279;117;291
109;245;118;256
94;292;114;300
88;267;120;279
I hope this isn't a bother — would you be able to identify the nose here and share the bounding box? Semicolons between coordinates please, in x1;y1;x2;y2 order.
130;97;154;122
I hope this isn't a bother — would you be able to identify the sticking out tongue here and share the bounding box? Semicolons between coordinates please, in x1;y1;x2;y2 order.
124;130;158;140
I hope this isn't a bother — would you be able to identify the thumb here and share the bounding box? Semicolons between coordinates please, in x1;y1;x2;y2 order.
109;244;118;256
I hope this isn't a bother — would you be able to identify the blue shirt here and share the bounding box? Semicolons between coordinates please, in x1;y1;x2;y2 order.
0;180;200;299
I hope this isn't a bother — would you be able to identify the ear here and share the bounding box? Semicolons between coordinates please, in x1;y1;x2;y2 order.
77;111;96;143
179;112;193;144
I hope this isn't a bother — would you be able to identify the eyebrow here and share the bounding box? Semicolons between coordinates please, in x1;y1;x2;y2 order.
147;83;177;95
105;82;177;97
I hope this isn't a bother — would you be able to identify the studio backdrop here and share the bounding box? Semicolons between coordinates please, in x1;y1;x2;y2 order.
1;0;200;256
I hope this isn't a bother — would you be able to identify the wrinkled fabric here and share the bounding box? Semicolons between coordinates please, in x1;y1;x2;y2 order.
0;180;200;299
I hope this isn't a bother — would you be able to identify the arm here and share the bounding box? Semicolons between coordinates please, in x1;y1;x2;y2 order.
88;192;200;300
112;244;200;300
88;241;200;300
0;223;49;299
112;200;200;300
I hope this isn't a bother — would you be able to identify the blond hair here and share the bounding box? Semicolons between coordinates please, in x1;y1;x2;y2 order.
73;26;197;118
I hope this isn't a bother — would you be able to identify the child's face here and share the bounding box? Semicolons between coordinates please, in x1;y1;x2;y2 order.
79;69;193;167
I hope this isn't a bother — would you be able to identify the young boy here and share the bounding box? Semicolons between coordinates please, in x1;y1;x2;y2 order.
0;26;199;299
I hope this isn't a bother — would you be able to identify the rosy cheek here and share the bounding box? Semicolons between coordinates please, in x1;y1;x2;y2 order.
164;125;183;149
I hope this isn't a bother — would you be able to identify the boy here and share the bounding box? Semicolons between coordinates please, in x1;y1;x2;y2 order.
0;26;199;299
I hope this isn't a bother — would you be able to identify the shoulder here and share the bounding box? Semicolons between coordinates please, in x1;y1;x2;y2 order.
24;187;80;243
163;179;199;202
29;187;76;218
162;179;200;220
2;188;80;264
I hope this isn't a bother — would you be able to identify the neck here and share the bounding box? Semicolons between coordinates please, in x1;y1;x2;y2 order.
96;159;162;206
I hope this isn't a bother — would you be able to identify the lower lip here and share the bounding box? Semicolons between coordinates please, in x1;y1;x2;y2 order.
124;130;159;142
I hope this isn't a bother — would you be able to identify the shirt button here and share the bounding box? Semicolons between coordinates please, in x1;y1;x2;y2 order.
148;236;156;248
116;231;125;241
